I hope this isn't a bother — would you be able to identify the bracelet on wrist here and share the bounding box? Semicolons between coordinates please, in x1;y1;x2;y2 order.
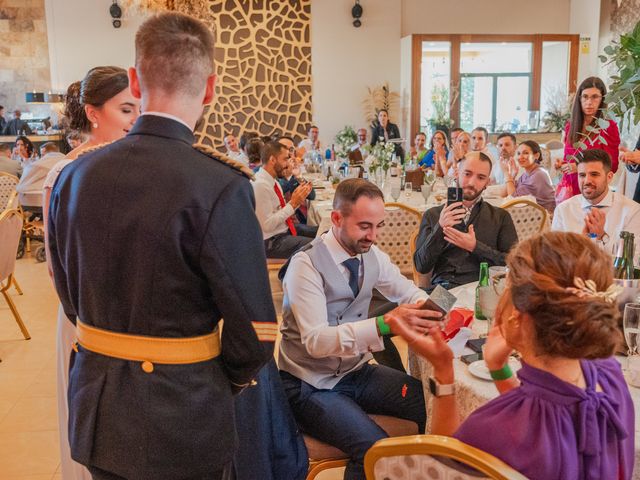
376;315;391;336
489;364;513;381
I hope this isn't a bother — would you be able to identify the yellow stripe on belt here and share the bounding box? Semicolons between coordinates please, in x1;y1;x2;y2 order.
252;321;278;342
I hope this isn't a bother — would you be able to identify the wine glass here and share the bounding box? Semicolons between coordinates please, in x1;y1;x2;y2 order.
390;184;401;202
478;285;499;337
404;182;413;199
421;184;432;205
623;303;640;387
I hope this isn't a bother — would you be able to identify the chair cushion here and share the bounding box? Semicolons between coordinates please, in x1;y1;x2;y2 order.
304;414;419;460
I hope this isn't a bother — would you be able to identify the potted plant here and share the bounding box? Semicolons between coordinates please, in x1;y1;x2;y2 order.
540;86;573;133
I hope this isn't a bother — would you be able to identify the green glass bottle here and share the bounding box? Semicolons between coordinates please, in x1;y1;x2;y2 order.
614;231;635;280
475;262;489;320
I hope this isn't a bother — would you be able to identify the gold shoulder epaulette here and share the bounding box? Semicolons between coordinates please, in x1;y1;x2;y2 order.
193;143;255;180
76;141;114;157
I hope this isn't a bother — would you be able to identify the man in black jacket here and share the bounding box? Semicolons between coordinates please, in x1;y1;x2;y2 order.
414;151;518;289
48;12;276;480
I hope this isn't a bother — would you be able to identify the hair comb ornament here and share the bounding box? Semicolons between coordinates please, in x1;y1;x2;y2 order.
565;277;623;304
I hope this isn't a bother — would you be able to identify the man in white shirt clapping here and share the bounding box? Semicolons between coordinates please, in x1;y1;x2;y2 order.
552;148;640;253
253;141;314;259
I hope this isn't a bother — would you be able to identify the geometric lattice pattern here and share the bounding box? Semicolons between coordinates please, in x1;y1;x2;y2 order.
373;455;490;480
376;204;423;277
0;173;19;212
196;0;312;150
501;199;548;242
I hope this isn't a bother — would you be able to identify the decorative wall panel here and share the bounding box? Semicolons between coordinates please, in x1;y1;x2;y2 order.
196;0;312;149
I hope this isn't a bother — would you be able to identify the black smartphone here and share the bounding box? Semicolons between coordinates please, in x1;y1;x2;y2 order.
461;352;483;365
467;338;486;353
447;186;463;206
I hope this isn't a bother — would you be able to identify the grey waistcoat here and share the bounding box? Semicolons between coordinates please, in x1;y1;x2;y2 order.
278;236;380;389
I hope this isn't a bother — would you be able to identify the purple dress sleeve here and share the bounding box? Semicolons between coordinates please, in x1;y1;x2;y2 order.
514;167;556;212
453;358;634;480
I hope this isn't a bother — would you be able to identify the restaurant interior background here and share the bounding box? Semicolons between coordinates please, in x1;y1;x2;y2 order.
1;0;639;152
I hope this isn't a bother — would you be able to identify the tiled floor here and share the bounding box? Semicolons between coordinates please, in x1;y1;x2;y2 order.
1;256;407;479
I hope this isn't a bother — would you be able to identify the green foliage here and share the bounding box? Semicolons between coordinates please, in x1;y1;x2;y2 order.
333;125;357;159
600;19;640;131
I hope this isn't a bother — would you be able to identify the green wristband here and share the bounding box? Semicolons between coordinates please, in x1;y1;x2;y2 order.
376;315;391;336
489;364;513;381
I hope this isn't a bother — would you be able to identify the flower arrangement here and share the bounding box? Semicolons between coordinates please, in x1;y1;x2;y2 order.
429;84;454;129
334;125;358;160
424;169;436;185
541;86;573;133
368;141;396;174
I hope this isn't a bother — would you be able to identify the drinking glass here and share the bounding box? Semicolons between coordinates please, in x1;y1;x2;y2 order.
404;182;413;199
478;285;500;337
421;184;432;205
624;303;640;387
390;185;401;202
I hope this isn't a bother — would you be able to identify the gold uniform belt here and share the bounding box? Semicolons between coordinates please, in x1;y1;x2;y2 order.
75;319;221;373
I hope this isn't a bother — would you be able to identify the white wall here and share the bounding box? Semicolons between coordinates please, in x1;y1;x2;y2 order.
45;0;144;92
311;0;402;147
401;0;571;35
569;0;601;81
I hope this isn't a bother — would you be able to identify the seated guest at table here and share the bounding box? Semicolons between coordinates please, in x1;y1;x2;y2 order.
446;131;471;178
0;106;6;133
224;133;248;165
0;143;22;177
14;135;37;166
470;127;498;179
245;137;264;172
450;126;464;147
240;131;258;152
501;140;556;213
279;178;441;480
552;148;640;252
66;130;85;150
371;109;404;160
278;135;317;227
420;130;449;177
406;132;428;164
414;151;518;290
3;109;32;136
495;133;519;184
253;141;314;259
352;128;368;155
298;125;321;154
394;232;634;480
16;142;65;211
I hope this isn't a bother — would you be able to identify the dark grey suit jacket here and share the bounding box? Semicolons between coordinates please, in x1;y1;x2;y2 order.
48;115;275;479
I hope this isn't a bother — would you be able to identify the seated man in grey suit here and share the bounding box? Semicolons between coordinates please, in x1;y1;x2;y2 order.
279;179;443;480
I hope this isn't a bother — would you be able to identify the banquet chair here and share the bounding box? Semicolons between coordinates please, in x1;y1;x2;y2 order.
305;415;419;480
364;435;526;480
545;139;564;150
0;172;19;211
267;258;286;312
409;229;430;289
0;208;31;339
377;203;422;278
501;198;548;242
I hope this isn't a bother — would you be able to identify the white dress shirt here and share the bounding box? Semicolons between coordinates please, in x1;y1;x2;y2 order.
282;228;428;359
298;138;320;153
226;149;249;166
552;189;640;255
252;167;295;240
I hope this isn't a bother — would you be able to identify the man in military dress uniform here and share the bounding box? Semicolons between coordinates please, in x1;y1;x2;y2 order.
48;12;277;480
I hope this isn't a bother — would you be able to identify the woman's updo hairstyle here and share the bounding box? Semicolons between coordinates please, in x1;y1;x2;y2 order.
63;66;129;132
519;140;543;164
507;231;622;359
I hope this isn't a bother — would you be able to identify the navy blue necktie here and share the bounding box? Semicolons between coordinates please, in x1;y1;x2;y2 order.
343;257;361;297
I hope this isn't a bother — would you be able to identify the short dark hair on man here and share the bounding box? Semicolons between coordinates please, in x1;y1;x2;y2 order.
277;135;295;143
0;143;11;154
497;132;516;143
451;127;464;134
460;151;493;170
579;148;612;172
40;142;60;154
261;140;287;163
333;179;384;216
472;126;489;139
308;125;318;132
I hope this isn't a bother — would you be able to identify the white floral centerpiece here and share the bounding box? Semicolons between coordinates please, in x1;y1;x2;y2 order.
334;125;358;160
368;141;396;176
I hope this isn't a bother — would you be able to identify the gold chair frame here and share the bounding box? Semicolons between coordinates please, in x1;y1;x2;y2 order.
364;434;527;480
0;208;31;339
501;198;548;240
378;203;423;277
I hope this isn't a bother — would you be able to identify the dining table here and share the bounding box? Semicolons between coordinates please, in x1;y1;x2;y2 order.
407;281;640;479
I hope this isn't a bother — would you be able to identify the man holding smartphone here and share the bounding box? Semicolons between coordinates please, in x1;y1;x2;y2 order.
414;151;518;290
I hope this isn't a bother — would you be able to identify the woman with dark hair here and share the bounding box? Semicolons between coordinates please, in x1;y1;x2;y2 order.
390;232;634;480
419;130;450;176
370;109;404;159
42;66;139;480
246;137;265;172
557;77;620;203
501;140;556;212
14;135;36;165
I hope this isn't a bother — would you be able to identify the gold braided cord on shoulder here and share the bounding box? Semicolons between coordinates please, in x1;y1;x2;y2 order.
193;143;255;180
75;141;115;158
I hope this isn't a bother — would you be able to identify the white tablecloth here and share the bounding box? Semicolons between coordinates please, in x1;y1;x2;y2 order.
407;282;640;479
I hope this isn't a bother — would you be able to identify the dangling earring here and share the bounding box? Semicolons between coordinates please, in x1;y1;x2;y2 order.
92;122;98;129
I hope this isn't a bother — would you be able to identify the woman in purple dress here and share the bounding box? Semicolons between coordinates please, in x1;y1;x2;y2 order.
389;232;634;480
501;140;556;213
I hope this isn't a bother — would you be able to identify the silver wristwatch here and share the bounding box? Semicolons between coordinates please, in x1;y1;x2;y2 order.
428;377;456;397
